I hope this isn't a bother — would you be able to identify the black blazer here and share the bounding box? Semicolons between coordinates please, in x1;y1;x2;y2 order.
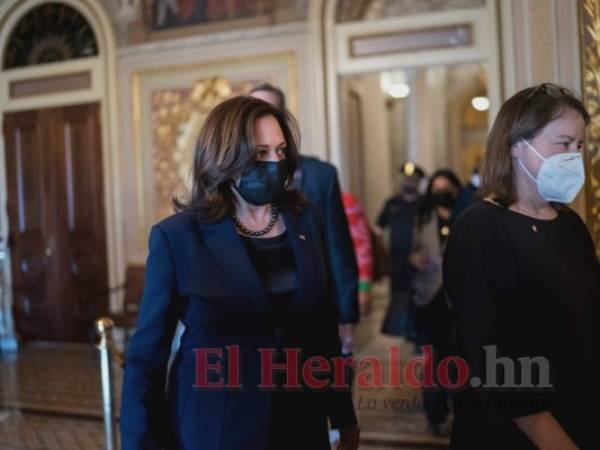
120;207;357;450
298;156;359;324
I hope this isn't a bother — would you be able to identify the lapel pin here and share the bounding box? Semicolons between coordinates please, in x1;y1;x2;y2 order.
299;234;306;240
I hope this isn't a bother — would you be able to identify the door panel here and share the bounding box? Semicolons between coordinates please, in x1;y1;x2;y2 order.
57;104;108;339
3;103;108;342
4;111;54;339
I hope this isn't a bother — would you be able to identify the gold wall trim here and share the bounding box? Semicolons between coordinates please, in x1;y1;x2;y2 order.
579;0;600;256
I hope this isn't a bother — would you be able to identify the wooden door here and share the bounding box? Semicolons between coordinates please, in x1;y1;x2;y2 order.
4;103;108;342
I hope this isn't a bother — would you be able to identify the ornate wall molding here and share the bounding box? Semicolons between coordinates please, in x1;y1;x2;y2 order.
580;0;600;256
150;77;236;221
336;0;485;23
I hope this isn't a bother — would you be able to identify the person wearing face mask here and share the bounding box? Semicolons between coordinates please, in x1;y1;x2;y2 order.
120;96;359;450
443;83;599;450
408;169;470;435
249;84;359;380
376;162;426;339
465;167;481;195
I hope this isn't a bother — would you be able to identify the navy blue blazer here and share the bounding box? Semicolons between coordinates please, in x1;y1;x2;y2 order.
298;156;359;324
120;207;357;450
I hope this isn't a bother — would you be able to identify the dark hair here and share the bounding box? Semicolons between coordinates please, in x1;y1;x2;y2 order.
249;83;287;110
173;96;305;222
417;169;463;227
481;83;590;206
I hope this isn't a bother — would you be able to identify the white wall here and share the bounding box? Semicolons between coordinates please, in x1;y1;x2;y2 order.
341;73;393;224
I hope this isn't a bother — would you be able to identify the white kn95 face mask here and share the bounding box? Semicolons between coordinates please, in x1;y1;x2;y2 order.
517;140;585;203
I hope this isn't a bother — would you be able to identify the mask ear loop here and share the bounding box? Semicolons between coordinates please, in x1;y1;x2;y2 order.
523;140;547;161
518;140;544;184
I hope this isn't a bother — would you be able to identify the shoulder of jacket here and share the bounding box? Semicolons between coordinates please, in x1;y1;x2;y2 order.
453;200;505;234
554;203;579;220
154;210;198;236
301;155;337;176
555;204;589;232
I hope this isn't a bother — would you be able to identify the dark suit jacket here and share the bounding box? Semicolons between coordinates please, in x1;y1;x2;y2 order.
120;207;356;450
298;156;359;324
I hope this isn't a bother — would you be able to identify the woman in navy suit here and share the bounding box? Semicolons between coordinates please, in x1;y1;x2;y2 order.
120;96;359;450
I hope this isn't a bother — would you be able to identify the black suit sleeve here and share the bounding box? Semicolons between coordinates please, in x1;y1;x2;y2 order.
322;291;358;430
120;225;179;450
307;205;358;430
376;201;390;228
323;166;359;324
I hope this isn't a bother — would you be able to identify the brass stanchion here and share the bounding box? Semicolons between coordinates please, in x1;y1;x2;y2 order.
96;317;118;450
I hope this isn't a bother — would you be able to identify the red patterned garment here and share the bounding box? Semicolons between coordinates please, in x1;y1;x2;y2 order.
342;192;374;289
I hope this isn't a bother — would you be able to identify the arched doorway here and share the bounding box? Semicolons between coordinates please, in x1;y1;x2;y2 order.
308;0;502;221
0;0;123;346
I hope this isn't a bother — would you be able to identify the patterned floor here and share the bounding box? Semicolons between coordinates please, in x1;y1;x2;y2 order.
0;342;122;418
0;280;448;450
0;411;108;450
352;283;450;449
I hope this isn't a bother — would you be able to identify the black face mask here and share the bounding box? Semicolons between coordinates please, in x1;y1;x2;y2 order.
432;191;457;208
233;160;288;206
402;184;418;196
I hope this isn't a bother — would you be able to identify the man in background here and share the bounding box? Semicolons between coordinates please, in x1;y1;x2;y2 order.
376;162;425;339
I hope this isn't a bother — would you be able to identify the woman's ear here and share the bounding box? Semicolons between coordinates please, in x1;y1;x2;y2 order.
510;140;524;159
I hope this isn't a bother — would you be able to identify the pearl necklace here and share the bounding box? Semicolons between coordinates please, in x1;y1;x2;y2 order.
231;205;280;237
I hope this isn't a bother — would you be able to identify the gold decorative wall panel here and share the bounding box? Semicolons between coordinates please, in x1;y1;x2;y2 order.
580;0;600;256
151;77;237;220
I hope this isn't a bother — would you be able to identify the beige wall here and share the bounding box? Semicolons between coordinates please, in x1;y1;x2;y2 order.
407;67;450;175
341;73;393;224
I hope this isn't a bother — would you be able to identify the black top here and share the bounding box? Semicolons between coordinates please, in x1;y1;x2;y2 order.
241;231;304;449
241;231;297;327
443;200;599;449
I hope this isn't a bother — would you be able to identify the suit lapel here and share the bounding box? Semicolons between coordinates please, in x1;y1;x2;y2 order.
199;211;318;317
281;210;317;314
200;217;268;313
